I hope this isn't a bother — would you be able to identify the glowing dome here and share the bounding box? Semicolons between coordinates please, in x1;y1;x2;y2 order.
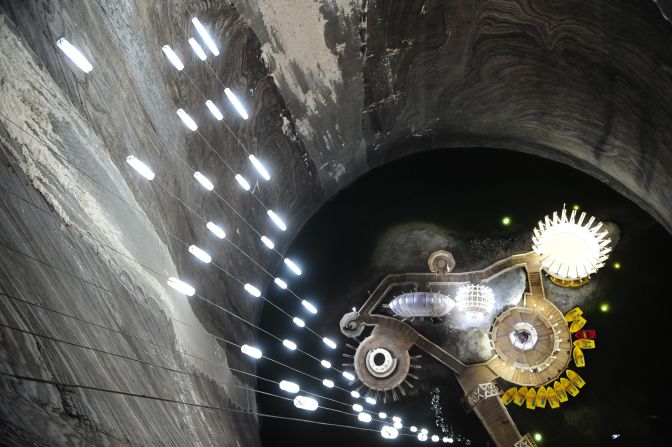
532;208;611;282
455;285;495;322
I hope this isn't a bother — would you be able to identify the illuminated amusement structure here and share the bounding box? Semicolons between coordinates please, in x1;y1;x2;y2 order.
339;208;610;446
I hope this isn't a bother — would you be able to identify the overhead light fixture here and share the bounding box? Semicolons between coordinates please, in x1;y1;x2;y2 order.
350;390;360;398
431;435;440;442
268;210;287;231
293;395;318;411
365;397;376;405
322;337;337;349
342;371;355;381
240;344;262;359
392;416;401;423
248;155;271;180
260;235;275;249
301;300;318;314
320;359;331;368
205;100;223;120
188;37;207;61
188;245;211;264
56;38;93;73
224;87;249;119
235;174;251;191
322;379;334;388
279;380;300;394
357;413;372;423
176;108;198;131
352;403;363;412
418;432;428;442
193;171;214;191
421;429;428;434
410;426;418;433
244;283;261;297
284;258;301;275
167;277;195;296
274;277;287;289
393;421;402;430
161;45;184;70
283;339;297;350
378;412;387;419
206;222;226;239
191;18;219;56
292;317;305;328
126;155;155;180
381;426;399;439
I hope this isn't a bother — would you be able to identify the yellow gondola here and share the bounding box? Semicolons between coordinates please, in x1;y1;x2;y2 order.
570;316;587;333
566;369;586;388
565;307;583;322
501;387;517;405
573;346;586;367
561;377;580;397
514;387;528;406
554;380;568;402
573;339;595;349
526;388;537;409
546;386;560;408
535;386;547;408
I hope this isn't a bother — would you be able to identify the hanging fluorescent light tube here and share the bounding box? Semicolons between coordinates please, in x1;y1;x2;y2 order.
293;395;318;411
194;171;214;191
283;339;297;350
188;245;211;264
292;317;305;328
342;371;355;381
224;88;249;120
274;277;287;289
365;396;376;405
56;38;93;73
206;222;226;239
284;258;301;275
320;359;331;369
351;390;360;398
244;283;261;297
410;426;418;433
322;379;334;388
393;421;403;430
248;155;270;181
392;416;401;423
301;300;318;314
358;413;372;423
352;403;363;412
240;344;262;359
126;155;155;180
431;435;439;442
379;412;387;419
191;18;219;56
161;45;184;71
381;426;399;440
279;380;300;394
205;100;223;121
268;210;287;232
176;108;198;131
260;236;275;249
322;337;337;349
235;174;251;191
188;37;207;61
167;277;195;296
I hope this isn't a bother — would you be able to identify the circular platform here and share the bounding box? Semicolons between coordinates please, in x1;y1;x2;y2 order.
354;328;410;391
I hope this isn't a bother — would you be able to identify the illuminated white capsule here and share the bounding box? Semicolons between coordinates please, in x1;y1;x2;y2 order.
418;432;428;442
301;300;318;314
293;395;318;411
393;421;402;430
442;437;449;443
126;155;155;180
358;413;372;423
283;258;300;276
365;397;376;405
292;317;305;328
320;359;331;369
205;100;223;120
432;435;439;442
191;18;219;56
392;416;401;423
274;277;287;289
283;339;297;351
421;429;428;434
446;437;454;443
240;344;262;359
177;108;198;131
167;277;195;296
224;87;249;120
381;426;399;439
322;379;334;388
161;45;184;70
350;390;360;398
410;426;418;433
206;222;226;239
268;210;288;232
342;371;355;381
249;154;271;181
279;380;299;394
235;174;251;191
188;245;211;263
244;283;261;297
379;412;387;419
188;37;207;61
56;38;93;73
352;403;363;412
194;171;214;191
260;236;275;249
323;337;337;349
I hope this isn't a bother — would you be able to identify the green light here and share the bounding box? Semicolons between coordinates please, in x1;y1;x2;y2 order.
600;303;610;313
501;216;512;226
613;262;621;270
533;433;543;442
572;204;580;211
